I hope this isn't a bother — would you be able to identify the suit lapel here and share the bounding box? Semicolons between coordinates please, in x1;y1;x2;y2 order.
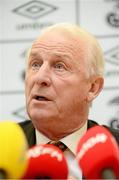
19;120;36;147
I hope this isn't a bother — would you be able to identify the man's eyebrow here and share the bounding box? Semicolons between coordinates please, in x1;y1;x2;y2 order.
28;51;43;65
29;51;43;62
53;52;81;67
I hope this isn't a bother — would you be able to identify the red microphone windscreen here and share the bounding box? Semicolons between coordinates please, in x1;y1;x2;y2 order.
76;125;119;179
22;144;68;179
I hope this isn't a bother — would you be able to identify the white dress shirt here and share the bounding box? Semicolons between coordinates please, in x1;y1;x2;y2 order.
36;121;87;179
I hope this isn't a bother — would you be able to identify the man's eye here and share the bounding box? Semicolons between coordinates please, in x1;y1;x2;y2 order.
54;63;66;70
31;62;41;70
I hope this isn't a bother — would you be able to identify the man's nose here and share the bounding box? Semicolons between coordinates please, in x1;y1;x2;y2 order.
34;64;51;87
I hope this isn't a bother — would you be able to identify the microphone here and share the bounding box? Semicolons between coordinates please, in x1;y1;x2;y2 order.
76;125;119;179
22;144;68;179
0;120;28;179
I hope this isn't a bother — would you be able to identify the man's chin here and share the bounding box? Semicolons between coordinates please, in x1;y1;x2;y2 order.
29;110;54;122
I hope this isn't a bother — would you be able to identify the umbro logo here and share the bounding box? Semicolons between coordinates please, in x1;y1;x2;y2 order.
12;0;57;20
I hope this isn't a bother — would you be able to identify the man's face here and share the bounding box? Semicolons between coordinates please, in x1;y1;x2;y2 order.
25;29;92;136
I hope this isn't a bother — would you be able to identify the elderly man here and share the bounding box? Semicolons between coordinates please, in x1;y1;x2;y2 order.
19;23;119;179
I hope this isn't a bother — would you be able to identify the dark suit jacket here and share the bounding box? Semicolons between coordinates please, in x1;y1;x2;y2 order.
19;120;119;179
19;119;119;148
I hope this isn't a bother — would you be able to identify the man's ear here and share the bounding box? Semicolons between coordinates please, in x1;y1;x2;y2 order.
87;76;104;102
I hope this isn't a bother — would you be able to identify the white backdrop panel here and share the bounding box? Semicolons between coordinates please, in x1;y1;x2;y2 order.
0;0;119;129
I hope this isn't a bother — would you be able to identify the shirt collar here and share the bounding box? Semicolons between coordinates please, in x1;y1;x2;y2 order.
36;121;87;155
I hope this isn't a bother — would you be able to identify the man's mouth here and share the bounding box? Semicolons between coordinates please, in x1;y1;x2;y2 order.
34;95;49;101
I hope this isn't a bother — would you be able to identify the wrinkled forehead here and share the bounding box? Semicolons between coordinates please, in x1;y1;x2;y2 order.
31;28;88;60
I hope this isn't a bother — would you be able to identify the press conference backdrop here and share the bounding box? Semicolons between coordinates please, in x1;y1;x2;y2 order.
0;0;119;129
